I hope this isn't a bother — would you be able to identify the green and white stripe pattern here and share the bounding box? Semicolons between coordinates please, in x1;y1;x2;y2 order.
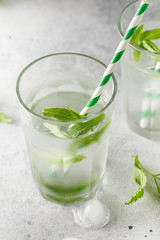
80;0;149;116
155;61;160;72
140;62;160;128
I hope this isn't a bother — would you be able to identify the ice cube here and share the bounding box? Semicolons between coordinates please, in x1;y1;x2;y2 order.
84;199;109;226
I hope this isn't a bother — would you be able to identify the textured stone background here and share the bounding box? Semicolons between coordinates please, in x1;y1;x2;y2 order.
0;0;160;239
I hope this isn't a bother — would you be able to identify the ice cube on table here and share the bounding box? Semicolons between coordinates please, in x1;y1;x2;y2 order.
84;199;110;227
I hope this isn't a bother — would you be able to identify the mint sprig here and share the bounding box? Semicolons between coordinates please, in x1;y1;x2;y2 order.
42;107;110;167
130;26;160;61
0;112;12;123
42;108;106;140
126;155;160;205
125;155;147;205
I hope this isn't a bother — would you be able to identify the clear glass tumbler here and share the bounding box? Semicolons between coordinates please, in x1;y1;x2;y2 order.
16;53;117;228
118;0;160;141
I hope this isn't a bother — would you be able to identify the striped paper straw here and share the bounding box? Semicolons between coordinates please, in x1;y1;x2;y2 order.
155;61;160;72
140;62;160;128
139;88;151;128
80;0;149;116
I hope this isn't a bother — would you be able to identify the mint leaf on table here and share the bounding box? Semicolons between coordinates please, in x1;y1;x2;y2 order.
130;25;143;61
125;169;147;205
70;119;111;150
0;112;12;123
42;107;86;121
126;155;160;205
140;28;160;41
68;113;105;138
125;155;147;205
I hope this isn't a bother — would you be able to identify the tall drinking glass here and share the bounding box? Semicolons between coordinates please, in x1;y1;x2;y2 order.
118;0;160;141
16;53;117;228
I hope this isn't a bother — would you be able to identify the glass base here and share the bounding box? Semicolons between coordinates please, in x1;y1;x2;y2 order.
72;198;110;229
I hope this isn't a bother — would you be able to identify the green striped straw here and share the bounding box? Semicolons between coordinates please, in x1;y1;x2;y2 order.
155;61;160;72
80;0;149;116
140;62;160;128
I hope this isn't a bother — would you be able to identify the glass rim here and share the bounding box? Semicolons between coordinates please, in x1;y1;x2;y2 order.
117;0;160;58
16;52;117;124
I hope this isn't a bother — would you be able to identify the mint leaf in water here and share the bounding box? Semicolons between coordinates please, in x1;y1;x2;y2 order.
43;107;110;168
64;155;85;165
43;108;106;141
132;48;141;62
141;39;160;54
140;28;160;41
130;25;143;61
141;39;160;61
0;112;12;123
71;119;111;150
43;122;68;139
42;107;86;121
68;113;105;138
131;25;144;46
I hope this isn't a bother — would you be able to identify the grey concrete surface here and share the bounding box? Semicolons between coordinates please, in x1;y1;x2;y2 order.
0;0;160;239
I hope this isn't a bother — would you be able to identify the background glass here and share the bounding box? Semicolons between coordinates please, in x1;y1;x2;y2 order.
16;53;117;229
118;0;160;141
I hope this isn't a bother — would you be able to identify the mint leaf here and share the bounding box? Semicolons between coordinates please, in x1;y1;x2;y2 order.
64;155;85;165
125;166;147;205
132;49;141;61
0;112;12;123
42;107;86;121
141;40;160;61
68;113;105;138
71;119;111;150
131;25;144;45
131;26;160;62
141;39;160;53
140;28;160;41
43;122;68;139
130;25;143;61
126;155;160;205
139;42;147;50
